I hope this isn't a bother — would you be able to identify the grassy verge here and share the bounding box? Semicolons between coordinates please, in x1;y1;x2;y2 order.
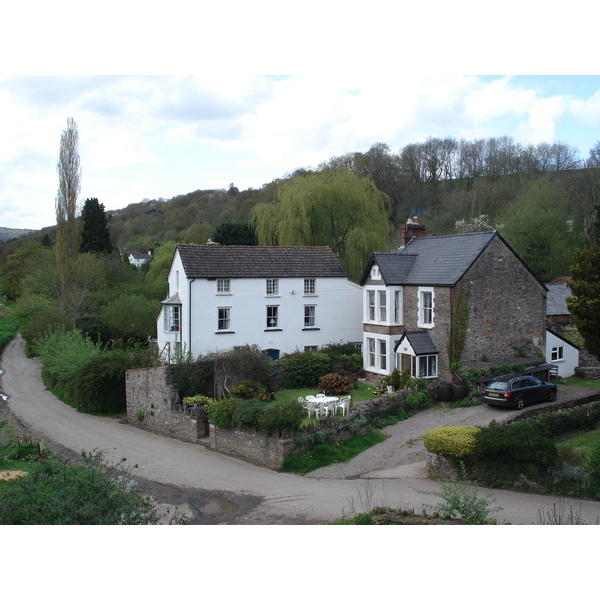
278;428;387;474
0;307;18;352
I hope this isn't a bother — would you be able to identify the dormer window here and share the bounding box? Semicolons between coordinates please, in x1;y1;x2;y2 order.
371;265;381;280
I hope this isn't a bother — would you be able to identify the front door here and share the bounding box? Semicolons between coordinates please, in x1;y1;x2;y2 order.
401;354;412;376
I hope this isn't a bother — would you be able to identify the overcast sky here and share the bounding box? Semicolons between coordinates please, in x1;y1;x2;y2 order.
2;5;599;231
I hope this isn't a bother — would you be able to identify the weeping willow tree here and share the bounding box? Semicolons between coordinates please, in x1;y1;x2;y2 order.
251;167;391;281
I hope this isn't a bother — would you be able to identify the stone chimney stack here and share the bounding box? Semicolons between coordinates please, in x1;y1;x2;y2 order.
400;216;426;246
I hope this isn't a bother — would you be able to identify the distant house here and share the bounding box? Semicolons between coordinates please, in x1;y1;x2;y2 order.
360;219;548;382
546;328;579;378
156;244;363;362
545;278;573;329
127;250;152;268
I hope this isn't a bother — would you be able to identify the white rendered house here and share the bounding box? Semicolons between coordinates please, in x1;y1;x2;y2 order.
156;244;363;362
545;329;579;378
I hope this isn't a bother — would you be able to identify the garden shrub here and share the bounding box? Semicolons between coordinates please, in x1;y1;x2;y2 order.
258;398;306;435
170;355;215;399
33;325;103;389
402;389;431;413
319;372;352;396
424;426;481;458
473;422;558;471
227;380;268;400
71;350;155;413
182;395;217;410
588;446;600;477
277;351;333;388
207;396;245;427
232;398;268;429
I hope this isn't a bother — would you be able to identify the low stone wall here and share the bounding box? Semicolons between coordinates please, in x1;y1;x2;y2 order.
125;366;208;444
426;452;461;480
208;424;294;470
575;366;600;380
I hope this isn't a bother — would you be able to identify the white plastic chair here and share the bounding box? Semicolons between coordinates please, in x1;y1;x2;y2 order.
336;395;351;416
306;401;321;419
306;395;316;401
323;400;336;417
316;393;325;398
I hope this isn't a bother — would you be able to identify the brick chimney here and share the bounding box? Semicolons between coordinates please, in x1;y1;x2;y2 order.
400;216;425;246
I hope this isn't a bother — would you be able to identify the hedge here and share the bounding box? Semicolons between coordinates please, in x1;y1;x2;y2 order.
423;426;481;458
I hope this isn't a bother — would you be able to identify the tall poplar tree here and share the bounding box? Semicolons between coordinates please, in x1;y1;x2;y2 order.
55;117;83;273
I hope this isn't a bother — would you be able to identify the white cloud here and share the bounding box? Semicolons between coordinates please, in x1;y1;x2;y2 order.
2;75;600;230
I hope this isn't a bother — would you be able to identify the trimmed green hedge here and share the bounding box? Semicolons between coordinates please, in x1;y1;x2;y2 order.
423;426;481;458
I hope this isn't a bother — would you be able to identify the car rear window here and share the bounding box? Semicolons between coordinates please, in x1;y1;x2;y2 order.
487;381;508;391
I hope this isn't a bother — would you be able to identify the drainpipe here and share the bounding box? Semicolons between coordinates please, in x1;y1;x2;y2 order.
188;278;195;357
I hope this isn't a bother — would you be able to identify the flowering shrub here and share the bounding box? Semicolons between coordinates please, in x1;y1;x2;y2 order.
318;372;352;396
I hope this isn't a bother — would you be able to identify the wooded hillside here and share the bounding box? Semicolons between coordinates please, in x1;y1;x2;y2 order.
6;135;600;283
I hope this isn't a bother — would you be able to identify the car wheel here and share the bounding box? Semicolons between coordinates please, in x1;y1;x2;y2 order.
516;396;525;410
549;389;557;402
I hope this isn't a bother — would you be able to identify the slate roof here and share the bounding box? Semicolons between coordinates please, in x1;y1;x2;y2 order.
362;231;497;286
176;245;349;279
394;331;439;355
546;283;572;316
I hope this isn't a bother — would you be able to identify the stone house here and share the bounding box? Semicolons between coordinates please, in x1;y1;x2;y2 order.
360;220;548;382
156;243;362;362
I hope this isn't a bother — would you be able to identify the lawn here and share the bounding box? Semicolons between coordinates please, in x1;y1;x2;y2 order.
273;380;376;404
563;377;600;390
558;427;600;460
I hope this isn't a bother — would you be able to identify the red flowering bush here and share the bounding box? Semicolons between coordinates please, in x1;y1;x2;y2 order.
318;372;351;396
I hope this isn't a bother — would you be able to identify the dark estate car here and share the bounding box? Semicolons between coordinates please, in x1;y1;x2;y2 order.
483;374;557;410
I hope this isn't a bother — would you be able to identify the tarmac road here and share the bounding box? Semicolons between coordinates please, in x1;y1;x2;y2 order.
2;332;600;525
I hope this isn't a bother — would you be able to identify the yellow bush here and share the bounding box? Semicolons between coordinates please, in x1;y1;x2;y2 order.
423;426;481;457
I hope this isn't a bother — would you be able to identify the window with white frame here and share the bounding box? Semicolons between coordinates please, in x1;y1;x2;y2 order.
551;346;564;362
304;345;318;352
418;287;434;327
217;278;231;293
266;279;279;296
218;307;231;331
368;290;376;321
413;354;437;378
368;338;376;367
266;305;279;328
378;290;387;322
164;305;180;332
379;339;387;371
394;289;403;324
304;278;316;295
304;305;316;327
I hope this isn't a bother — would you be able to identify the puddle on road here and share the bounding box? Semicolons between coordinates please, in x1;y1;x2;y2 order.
201;496;239;516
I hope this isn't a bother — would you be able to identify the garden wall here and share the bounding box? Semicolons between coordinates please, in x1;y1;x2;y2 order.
208;424;294;470
575;366;600;380
125;366;209;444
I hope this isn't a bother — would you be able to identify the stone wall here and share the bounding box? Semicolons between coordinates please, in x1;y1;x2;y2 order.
208;424;294;470
575;366;600;380
125;366;209;444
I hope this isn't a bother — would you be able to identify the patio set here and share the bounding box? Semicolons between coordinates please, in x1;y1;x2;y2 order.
298;393;352;419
